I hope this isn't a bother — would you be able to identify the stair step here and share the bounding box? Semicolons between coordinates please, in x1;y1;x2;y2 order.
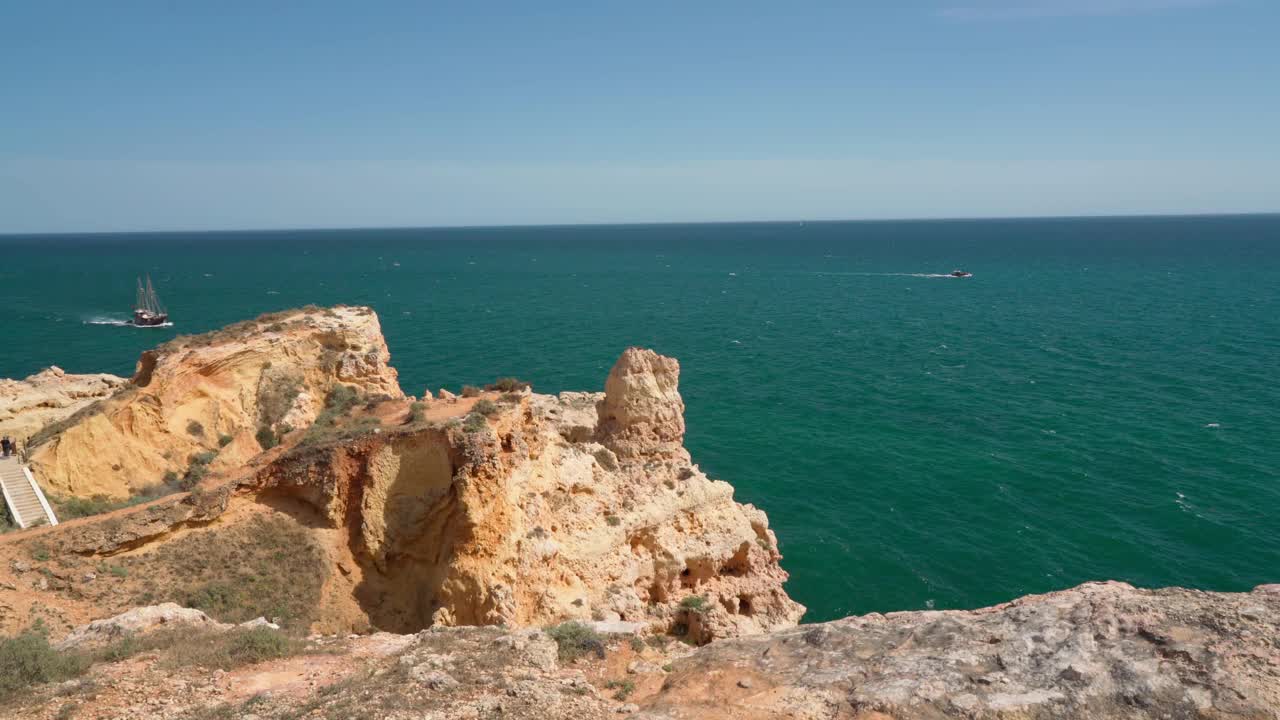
1;462;55;528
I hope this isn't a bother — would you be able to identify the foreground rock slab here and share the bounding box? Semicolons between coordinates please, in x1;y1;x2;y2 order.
647;581;1280;719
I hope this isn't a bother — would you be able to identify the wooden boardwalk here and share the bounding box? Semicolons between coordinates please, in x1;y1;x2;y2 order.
0;456;58;529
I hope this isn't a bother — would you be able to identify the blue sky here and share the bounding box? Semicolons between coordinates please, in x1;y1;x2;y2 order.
2;0;1277;232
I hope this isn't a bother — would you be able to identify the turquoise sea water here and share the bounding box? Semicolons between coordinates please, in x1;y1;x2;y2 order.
2;215;1279;623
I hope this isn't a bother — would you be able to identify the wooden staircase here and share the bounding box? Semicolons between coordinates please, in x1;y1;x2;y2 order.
0;456;58;529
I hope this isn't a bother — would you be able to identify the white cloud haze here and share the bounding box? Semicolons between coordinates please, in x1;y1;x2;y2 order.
938;0;1225;20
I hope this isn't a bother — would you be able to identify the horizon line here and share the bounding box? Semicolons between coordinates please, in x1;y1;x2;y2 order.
3;210;1278;239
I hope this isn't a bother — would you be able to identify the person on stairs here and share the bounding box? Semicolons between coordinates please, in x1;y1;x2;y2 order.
1;437;11;457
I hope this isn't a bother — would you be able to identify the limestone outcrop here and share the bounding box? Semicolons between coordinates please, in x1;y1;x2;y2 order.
55;603;223;649
55;603;281;650
649;581;1280;719
0;366;126;447
25;306;402;498
243;348;803;640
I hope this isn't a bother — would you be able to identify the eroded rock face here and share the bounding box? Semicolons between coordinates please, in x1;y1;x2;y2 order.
649;581;1280;719
0;366;126;446
243;348;803;640
27;306;402;498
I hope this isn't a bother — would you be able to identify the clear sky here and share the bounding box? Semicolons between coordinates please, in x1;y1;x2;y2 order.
2;0;1277;233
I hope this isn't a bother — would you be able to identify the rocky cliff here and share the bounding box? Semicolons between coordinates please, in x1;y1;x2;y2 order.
0;307;802;645
25;305;401;498
237;351;803;639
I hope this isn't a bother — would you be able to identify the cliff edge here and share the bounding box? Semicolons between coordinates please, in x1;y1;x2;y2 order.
0;367;126;446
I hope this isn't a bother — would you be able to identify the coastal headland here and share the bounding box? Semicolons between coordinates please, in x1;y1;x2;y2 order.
0;306;1275;719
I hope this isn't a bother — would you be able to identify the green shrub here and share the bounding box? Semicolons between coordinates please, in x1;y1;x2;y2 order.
297;385;365;446
339;416;381;439
606;679;635;700
460;385;482;398
51;476;191;520
462;413;487;433
95;634;144;663
217;434;234;447
406;401;425;425
484;377;530;392
109;625;308;684
605;515;621;527
53;494;118;520
629;636;645;652
186;420;205;437
545;622;605;662
0;627;91;701
255;425;278;450
182;457;210;489
679;595;708;613
257;373;303;428
108;564;128;579
189;451;217;466
325;385;360;414
473;399;499;416
184;581;241;618
163;627;298;671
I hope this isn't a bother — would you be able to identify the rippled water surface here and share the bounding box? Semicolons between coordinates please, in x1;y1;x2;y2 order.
3;215;1278;621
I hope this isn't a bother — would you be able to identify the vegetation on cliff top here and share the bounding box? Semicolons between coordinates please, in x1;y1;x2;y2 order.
297;385;383;447
159;305;366;353
0;623;309;705
127;514;328;629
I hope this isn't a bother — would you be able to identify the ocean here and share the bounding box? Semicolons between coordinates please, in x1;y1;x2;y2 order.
2;215;1278;623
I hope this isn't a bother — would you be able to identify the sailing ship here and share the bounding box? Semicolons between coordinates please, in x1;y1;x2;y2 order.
132;275;169;327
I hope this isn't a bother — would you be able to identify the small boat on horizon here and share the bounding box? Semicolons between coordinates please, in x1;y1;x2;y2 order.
132;275;169;327
949;269;972;278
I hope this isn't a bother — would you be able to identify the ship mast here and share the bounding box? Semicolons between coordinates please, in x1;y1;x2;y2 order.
145;275;163;314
